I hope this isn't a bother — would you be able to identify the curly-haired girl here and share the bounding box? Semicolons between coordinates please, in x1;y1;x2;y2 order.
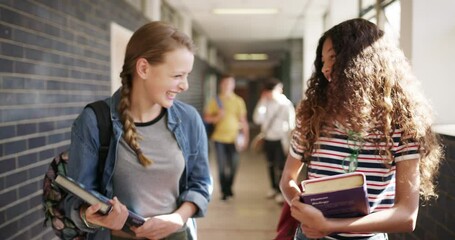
280;18;442;240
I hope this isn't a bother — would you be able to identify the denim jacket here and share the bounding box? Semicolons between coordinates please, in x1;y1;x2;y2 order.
63;90;212;240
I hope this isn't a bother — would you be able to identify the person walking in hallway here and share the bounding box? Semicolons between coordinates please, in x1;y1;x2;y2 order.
253;78;295;204
280;18;442;240
204;75;249;201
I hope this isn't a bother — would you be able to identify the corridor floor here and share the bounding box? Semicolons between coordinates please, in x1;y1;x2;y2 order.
197;146;283;240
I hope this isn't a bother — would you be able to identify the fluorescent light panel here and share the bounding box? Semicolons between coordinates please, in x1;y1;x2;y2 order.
234;53;268;61
213;8;278;15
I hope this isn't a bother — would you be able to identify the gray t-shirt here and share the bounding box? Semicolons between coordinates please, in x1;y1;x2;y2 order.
113;109;185;218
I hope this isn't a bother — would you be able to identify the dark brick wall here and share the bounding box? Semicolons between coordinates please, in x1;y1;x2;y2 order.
389;134;455;240
0;1;208;239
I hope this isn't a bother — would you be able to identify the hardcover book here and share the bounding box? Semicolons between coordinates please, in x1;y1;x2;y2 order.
54;174;146;229
299;172;370;218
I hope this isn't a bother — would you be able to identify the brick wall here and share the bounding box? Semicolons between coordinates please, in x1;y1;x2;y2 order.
389;134;455;240
0;1;208;239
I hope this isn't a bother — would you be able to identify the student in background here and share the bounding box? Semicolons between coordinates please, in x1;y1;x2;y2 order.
280;18;442;240
204;75;249;201
64;21;212;240
253;78;295;204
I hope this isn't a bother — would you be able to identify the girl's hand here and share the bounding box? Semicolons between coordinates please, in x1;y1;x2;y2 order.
290;196;331;237
83;197;129;230
132;213;185;239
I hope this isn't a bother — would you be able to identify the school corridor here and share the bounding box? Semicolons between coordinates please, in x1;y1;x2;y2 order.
197;144;283;240
1;1;455;240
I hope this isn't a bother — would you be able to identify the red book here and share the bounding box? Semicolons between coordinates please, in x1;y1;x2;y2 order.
300;172;370;218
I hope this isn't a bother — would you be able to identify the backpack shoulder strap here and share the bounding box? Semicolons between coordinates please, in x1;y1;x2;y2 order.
85;100;112;178
215;95;223;108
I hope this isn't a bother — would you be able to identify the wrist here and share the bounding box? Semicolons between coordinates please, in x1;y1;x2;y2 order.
80;205;101;229
175;202;197;223
175;212;187;225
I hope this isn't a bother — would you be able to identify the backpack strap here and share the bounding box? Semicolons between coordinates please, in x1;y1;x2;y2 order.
85;100;112;183
215;95;223;108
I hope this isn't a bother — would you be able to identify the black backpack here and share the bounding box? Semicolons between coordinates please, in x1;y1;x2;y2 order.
42;100;112;240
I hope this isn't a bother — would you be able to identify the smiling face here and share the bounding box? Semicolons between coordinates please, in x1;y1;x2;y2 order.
321;38;336;82
139;47;194;108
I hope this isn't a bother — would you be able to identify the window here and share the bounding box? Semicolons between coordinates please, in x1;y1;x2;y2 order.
360;0;400;45
161;1;181;28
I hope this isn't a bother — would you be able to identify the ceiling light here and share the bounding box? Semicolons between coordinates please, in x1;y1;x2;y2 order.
234;54;269;61
213;8;278;15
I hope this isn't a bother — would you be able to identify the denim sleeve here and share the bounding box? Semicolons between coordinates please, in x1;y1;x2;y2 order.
179;108;212;217
63;107;101;233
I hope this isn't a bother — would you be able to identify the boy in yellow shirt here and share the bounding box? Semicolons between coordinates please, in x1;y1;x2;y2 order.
204;75;249;200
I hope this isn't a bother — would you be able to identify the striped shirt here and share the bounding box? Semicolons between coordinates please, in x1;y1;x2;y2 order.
290;121;420;239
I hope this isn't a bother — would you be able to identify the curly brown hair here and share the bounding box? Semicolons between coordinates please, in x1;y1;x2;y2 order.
119;21;194;166
295;18;442;201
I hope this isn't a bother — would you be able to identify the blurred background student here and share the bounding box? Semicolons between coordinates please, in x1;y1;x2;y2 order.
253;78;295;204
204;75;249;201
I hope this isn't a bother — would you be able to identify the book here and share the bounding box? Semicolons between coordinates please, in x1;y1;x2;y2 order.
54;174;146;228
299;172;370;218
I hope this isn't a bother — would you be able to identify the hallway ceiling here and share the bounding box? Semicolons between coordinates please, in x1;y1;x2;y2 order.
165;0;329;69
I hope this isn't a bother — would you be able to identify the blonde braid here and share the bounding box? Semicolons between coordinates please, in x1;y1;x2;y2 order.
118;73;153;167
